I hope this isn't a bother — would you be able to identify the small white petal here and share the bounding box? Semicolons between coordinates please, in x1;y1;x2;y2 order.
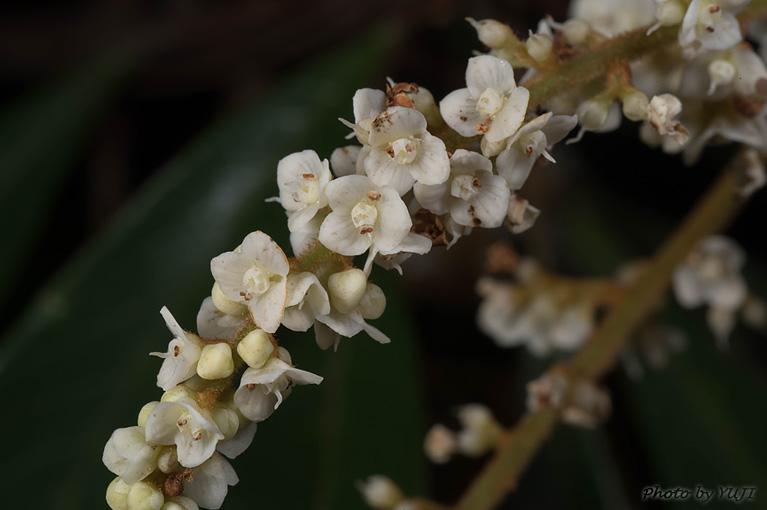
466;55;516;98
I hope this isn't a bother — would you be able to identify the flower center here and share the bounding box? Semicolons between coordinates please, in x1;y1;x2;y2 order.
389;137;418;165
242;265;270;298
351;201;378;234
519;131;547;158
476;88;505;117
451;175;482;201
176;413;203;441
296;173;320;204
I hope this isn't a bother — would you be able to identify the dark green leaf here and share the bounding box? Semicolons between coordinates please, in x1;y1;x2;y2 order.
0;26;425;510
0;52;136;307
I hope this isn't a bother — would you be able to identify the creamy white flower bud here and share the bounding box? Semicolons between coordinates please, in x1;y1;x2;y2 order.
467;18;513;48
648;94;688;145
356;475;405;509
526;31;553;62
212;405;239;441
197;343;235;380
161;385;197;403
358;283;386;320
455;404;502;456
656;0;685;27
423;424;457;464
138;401;159;427
157;447;179;474
576;96;612;131
328;268;368;314
562;19;591;46
107;477;131;510
210;283;247;317
237;329;274;369
708;59;736;88
126;481;164;510
621;89;649;121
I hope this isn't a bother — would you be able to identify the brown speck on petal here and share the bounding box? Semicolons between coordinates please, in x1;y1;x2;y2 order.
733;95;765;118
302;173;315;179
472;177;483;188
367;191;381;201
246;383;256;391
709;5;720;13
525;146;534;157
173;346;180;357
706;26;715;33
360;227;374;234
386;147;395;158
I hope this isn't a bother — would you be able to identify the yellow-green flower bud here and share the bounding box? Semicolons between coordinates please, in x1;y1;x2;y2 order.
237;329;274;368
526;31;553;62
160;385;196;403
106;477;130;510
562;19;590;46
359;283;386;320
328;268;368;314
126;481;164;510
212;405;240;441
211;283;247;317
156;447;179;474
137;401;159;427
197;343;234;380
621;88;649;122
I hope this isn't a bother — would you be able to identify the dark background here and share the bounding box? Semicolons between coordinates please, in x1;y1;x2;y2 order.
0;1;765;509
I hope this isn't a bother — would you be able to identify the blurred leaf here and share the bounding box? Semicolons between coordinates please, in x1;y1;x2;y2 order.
0;52;136;307
562;189;767;507
0;25;425;510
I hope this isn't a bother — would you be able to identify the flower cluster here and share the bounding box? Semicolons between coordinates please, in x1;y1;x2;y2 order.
105;2;767;507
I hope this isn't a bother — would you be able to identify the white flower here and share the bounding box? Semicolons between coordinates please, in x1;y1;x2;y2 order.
276;150;332;232
476;276;593;356
423;424;458;464
210;231;289;333
282;272;331;332
680;47;767;98
679;0;748;55
506;194;541;234
103;426;161;485
440;55;530;144
362;106;450;195
314;276;390;350
151;307;203;391
414;149;510;228
144;397;225;468
340;88;387;145
196;297;246;340
648;94;689;145
233;348;323;422
494;113;578;190
319;175;412;272
374;233;432;274
216;420;258;460
182;453;239;510
289;209;327;257
674;99;767;164
672;235;747;310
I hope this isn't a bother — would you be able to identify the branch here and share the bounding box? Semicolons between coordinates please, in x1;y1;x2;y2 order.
453;154;750;510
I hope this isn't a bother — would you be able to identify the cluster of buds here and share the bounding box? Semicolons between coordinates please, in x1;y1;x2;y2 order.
423;404;504;464
672;235;766;347
526;370;612;428
476;251;625;357
104;1;767;507
474;0;767;164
